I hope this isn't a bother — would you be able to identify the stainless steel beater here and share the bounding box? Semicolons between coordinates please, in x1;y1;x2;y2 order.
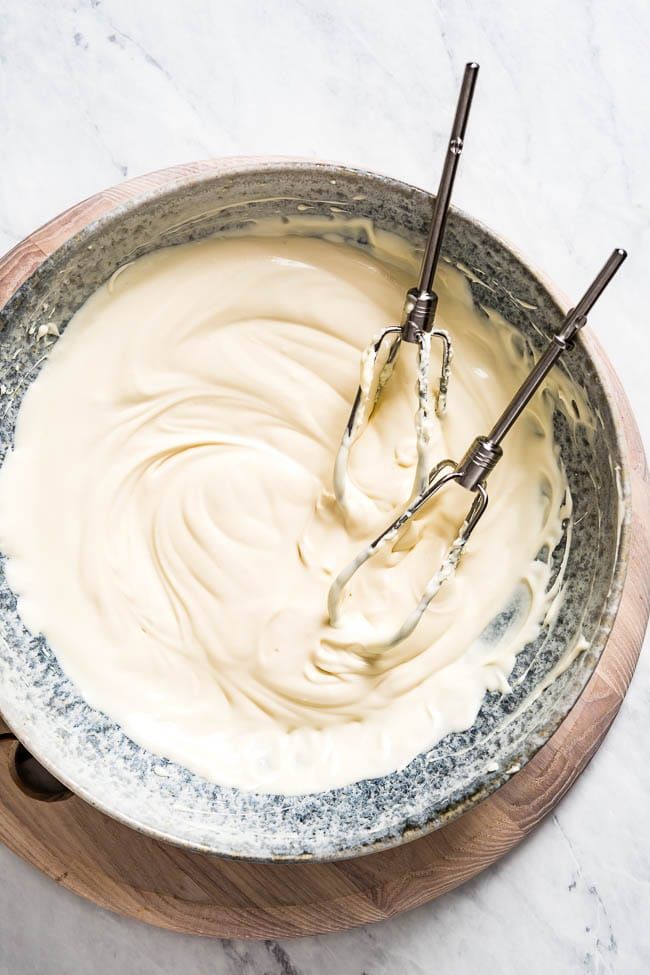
328;248;627;651
334;62;480;509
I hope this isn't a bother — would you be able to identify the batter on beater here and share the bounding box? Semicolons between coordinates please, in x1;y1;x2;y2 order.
0;227;577;794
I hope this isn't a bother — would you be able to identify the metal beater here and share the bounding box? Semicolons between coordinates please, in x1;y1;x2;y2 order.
328;248;627;651
334;62;479;510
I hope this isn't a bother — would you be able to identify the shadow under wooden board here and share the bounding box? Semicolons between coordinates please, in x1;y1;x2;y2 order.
0;162;648;940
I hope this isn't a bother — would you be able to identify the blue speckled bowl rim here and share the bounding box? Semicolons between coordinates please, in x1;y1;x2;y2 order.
0;157;632;861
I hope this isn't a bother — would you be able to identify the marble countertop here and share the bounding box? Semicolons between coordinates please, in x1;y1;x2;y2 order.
0;0;648;972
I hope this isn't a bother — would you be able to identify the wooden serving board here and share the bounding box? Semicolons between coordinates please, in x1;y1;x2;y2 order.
0;162;648;940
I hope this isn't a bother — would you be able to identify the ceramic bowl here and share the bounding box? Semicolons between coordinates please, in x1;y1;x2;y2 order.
0;159;630;860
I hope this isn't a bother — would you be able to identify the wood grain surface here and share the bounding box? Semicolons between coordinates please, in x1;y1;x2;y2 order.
0;161;647;939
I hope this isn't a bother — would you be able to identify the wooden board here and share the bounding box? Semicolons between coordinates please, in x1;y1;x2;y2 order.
0;161;648;940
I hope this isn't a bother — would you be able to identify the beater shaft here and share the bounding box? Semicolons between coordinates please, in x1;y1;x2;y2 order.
455;247;628;491
418;63;480;296
402;62;479;342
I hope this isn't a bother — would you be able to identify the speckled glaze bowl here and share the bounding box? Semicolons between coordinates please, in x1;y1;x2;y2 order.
0;159;630;861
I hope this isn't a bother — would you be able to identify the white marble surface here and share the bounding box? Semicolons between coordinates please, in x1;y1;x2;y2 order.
0;0;648;971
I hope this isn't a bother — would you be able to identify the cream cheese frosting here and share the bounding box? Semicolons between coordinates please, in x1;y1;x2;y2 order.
0;229;575;794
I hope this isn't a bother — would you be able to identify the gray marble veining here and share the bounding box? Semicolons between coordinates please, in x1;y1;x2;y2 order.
0;0;648;972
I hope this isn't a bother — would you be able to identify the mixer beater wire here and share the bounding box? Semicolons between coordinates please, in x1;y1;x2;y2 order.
334;62;480;512
328;248;627;652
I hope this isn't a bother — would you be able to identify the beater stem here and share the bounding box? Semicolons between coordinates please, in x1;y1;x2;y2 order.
401;62;479;342
487;248;627;447
417;62;480;296
454;248;627;491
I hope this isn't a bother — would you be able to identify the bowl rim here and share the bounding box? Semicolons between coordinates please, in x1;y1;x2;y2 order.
0;156;633;861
